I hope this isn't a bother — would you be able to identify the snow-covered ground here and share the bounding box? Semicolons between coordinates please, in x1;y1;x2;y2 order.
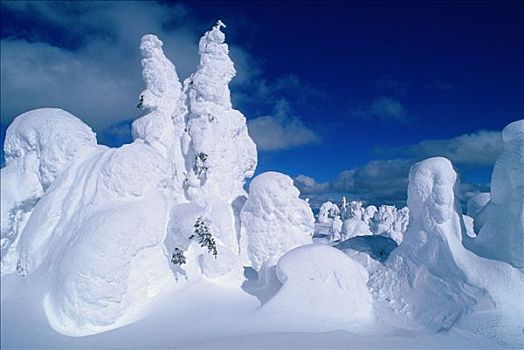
1;21;523;349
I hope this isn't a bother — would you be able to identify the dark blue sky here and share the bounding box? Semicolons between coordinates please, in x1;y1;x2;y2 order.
1;1;523;206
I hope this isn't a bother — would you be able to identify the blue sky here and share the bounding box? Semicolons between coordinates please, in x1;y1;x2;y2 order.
1;1;523;207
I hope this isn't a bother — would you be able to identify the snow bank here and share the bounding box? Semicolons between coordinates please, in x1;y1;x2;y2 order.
261;244;374;327
464;119;524;268
240;172;314;271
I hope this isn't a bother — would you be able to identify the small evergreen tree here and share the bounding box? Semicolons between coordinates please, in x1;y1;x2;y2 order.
171;247;186;266
189;216;217;258
136;95;144;109
194;152;209;179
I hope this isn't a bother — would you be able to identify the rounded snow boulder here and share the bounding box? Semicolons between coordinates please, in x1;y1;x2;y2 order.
4;108;98;189
261;244;374;328
1;108;98;274
341;218;372;240
240;172;314;271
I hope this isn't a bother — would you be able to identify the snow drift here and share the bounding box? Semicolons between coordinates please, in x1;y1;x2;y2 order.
260;244;374;329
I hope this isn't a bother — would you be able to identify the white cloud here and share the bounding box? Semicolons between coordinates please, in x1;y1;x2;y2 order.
248;99;319;151
248;114;319;151
377;130;503;166
294;175;330;194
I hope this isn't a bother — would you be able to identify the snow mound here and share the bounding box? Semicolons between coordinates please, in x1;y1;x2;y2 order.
3;108;97;189
261;244;374;327
15;141;172;335
240;172;314;271
464;119;524;268
1;108;98;275
341;218;373;240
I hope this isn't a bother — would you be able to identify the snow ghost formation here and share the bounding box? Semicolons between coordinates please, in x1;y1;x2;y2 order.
464;119;524;268
1;109;98;273
240;172;315;271
370;156;524;337
0;22;259;336
370;157;481;331
183;20;257;205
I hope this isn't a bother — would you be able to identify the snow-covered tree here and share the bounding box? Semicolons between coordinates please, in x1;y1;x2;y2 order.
183;20;257;204
318;201;340;223
190;216;218;258
132;34;186;195
240;172;314;271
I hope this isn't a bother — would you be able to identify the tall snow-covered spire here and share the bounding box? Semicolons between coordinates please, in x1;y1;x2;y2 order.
132;34;185;152
132;34;187;198
183;21;256;203
180;21;257;259
189;20;236;110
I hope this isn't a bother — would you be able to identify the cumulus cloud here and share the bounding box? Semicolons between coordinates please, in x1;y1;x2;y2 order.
247;99;319;151
294;175;330;194
351;96;407;123
377;130;503;166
